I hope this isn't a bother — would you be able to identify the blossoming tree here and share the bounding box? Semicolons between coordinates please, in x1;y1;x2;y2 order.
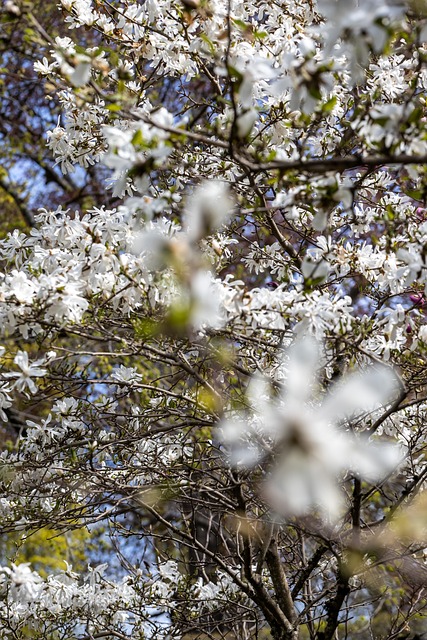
0;0;427;638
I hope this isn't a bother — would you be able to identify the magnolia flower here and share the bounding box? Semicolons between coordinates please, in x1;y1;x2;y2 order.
220;337;403;518
111;365;143;383
68;60;92;87
183;181;234;242
228;54;277;109
301;253;330;284
236;108;258;139
131;224;182;271
0;383;12;421
4;351;47;395
188;270;225;330
0;564;43;603
317;0;402;83
317;0;401;54
7;270;37;304
34;57;57;75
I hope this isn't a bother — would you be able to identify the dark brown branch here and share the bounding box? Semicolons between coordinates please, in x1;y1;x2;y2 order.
239;153;427;175
265;537;297;624
352;478;361;548
292;545;328;599
316;566;350;640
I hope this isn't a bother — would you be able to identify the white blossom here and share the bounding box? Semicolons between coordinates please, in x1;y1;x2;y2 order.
183;181;234;242
4;351;47;395
221;337;403;517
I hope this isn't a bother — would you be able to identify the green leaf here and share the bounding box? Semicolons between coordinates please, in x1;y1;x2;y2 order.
132;129;144;146
322;96;337;113
106;103;122;112
408;106;424;125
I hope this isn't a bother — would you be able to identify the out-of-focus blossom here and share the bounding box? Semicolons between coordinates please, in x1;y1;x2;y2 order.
317;0;403;83
220;336;403;518
301;253;330;284
183;181;234;242
188;270;225;331
236;108;258;139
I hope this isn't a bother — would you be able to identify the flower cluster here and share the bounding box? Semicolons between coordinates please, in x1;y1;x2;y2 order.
1;0;426;638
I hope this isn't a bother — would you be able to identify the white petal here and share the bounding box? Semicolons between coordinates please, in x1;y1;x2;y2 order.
265;453;343;517
349;439;405;482
321;365;399;422
281;335;319;403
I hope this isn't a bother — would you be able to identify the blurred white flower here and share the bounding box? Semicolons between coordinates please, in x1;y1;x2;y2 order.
419;325;427;343
236;108;258;139
301;253;330;283
4;0;21;15
317;0;400;54
132;227;178;271
183;181;234;242
220;336;403;518
68;60;92;87
189;270;225;331
158;560;180;583
316;0;402;83
229;54;277;109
